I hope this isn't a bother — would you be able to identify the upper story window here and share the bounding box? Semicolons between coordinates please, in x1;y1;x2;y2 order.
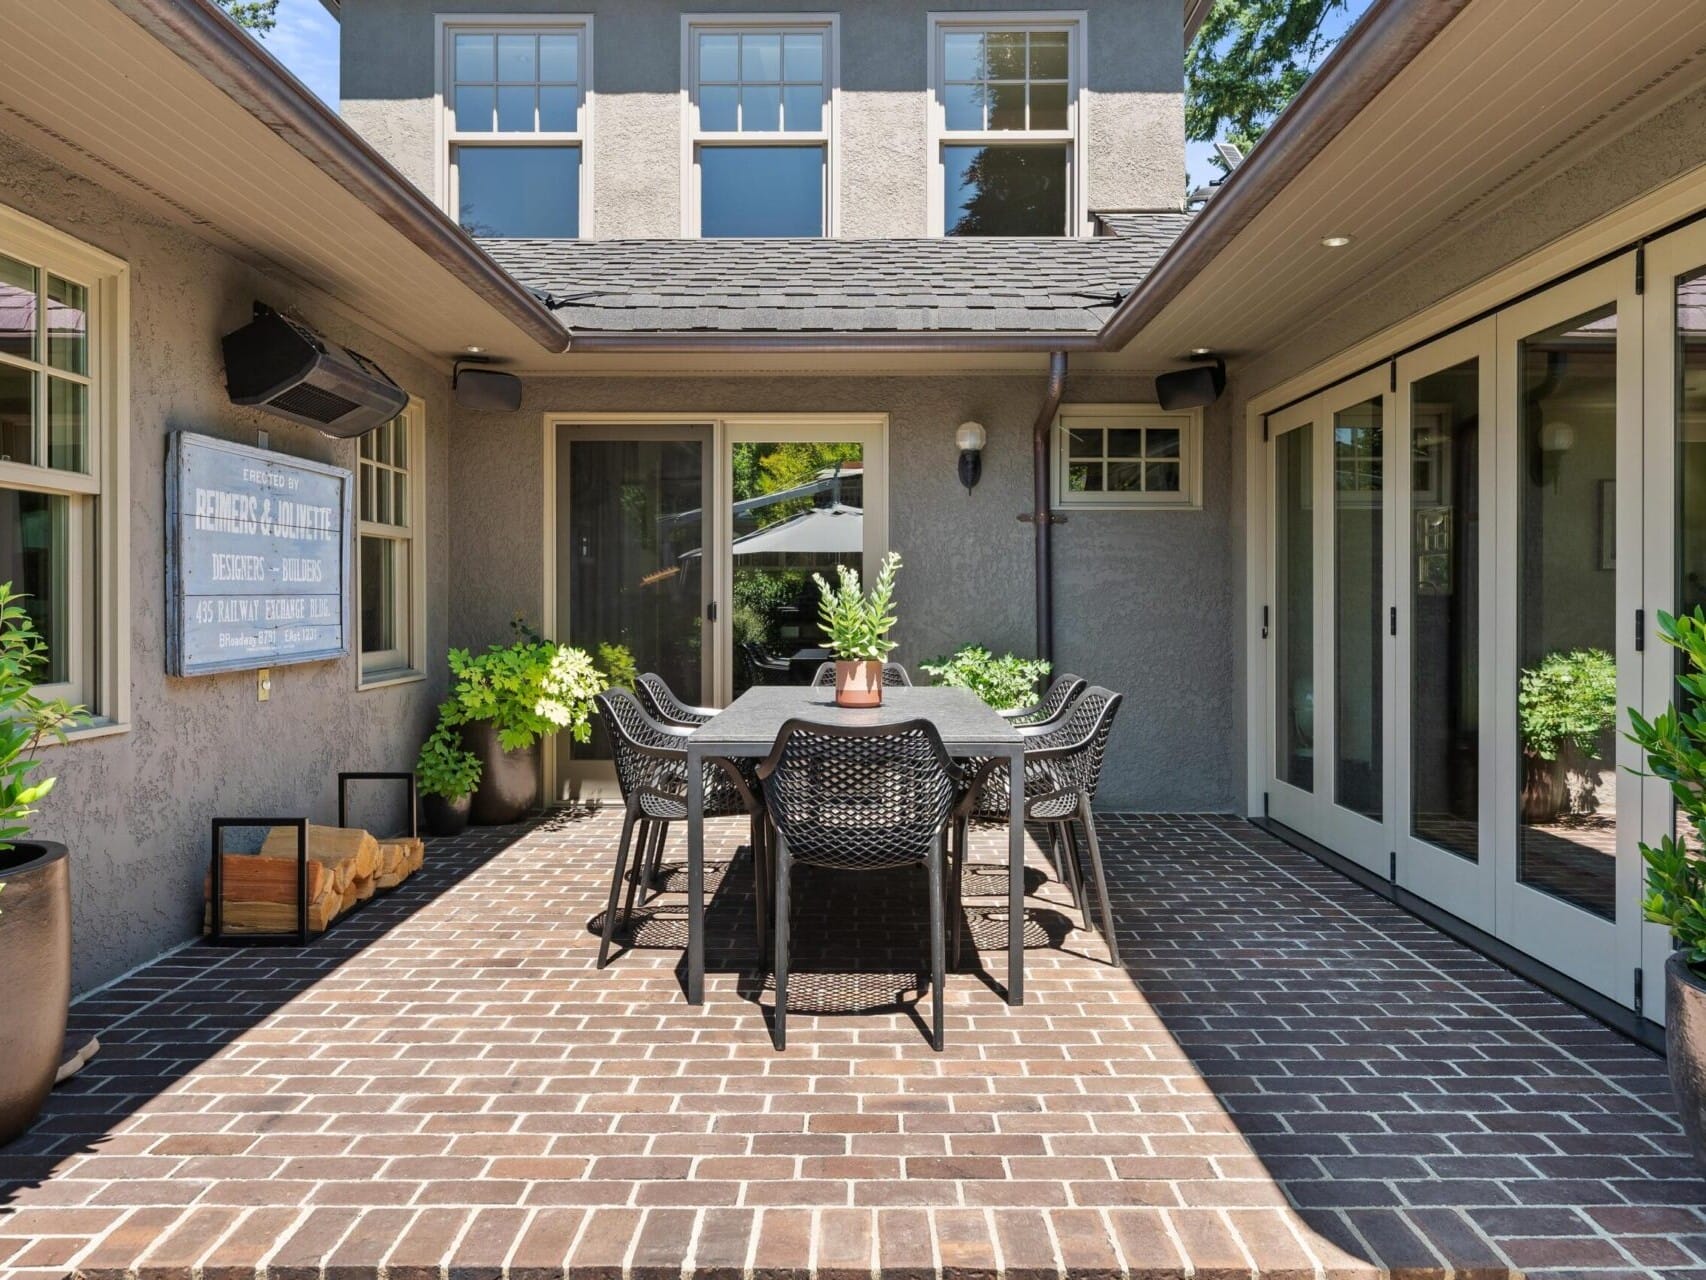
441;17;590;238
1054;405;1202;510
931;14;1084;237
686;17;836;237
0;203;130;727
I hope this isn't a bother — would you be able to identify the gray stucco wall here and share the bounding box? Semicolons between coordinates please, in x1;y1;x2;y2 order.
0;133;453;993
449;373;1237;812
337;0;1185;238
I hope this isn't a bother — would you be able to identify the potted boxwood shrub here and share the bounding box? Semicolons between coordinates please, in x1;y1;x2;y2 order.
1519;648;1617;821
442;631;605;825
813;552;902;708
414;714;481;837
0;584;82;1146
920;645;1050;710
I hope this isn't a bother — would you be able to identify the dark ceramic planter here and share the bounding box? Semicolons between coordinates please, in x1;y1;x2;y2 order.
462;721;540;825
1667;953;1706;1170
420;793;471;838
0;840;70;1147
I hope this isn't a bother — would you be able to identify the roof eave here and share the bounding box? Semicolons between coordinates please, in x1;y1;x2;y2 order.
1102;0;1472;353
110;0;566;354
563;330;1108;355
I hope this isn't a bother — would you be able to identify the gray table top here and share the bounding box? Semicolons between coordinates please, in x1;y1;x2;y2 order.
688;685;1024;757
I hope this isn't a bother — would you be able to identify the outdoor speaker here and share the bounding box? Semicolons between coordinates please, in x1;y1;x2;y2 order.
1155;359;1226;411
454;366;523;412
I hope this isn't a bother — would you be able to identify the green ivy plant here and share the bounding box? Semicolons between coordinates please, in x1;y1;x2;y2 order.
920;645;1051;711
813;552;901;663
415;713;482;801
444;639;606;751
1519;648;1618;760
0;584;81;854
1629;609;1706;973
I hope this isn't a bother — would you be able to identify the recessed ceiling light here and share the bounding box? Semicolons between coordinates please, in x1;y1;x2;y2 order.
1189;347;1215;358
465;344;485;354
1320;235;1353;249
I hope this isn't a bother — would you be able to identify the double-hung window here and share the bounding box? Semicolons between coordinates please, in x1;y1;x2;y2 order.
0;205;127;725
443;18;590;238
931;14;1084;236
686;17;835;237
357;405;425;684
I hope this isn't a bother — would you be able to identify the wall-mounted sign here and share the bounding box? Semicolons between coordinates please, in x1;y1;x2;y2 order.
166;431;353;677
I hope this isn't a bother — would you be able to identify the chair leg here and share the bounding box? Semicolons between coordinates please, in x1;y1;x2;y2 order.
927;834;946;1052
622;818;653;927
772;833;791;1051
1056;818;1086;915
644;820;669;895
750;811;769;965
1077;794;1121;967
948;816;967;970
598;803;641;969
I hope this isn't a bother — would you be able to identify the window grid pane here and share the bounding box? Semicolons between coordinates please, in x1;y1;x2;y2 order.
452;27;580;136
697;27;826;134
941;28;1070;133
1061;418;1188;497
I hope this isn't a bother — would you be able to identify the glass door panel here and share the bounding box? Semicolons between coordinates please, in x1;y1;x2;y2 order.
1274;422;1315;794
1333;396;1383;821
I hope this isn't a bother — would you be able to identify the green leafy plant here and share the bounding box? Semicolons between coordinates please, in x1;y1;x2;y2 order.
1519;648;1618;761
920;645;1051;711
1629;609;1706;972
443;639;607;751
593;642;638;692
0;584;81;854
414;713;482;801
813;552;901;663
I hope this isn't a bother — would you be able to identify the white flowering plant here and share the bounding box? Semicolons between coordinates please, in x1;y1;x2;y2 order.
445;638;606;751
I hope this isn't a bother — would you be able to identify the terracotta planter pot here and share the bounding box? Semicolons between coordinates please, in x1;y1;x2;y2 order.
420;792;471;838
1520;749;1568;823
834;659;883;708
0;840;70;1147
1668;953;1706;1171
461;721;540;825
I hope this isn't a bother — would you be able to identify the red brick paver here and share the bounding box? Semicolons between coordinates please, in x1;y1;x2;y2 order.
0;811;1701;1277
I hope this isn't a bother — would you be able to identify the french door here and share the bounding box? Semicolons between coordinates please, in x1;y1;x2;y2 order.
1264;255;1647;1004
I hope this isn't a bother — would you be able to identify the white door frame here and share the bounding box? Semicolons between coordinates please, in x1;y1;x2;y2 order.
1490;254;1643;1002
1392;319;1499;931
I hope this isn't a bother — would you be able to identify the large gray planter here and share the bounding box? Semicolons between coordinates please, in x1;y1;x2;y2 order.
461;721;540;825
0;840;70;1147
1667;952;1706;1170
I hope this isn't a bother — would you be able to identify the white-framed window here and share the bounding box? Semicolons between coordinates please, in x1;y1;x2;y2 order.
1054;404;1202;509
439;15;592;239
684;15;837;237
357;402;426;685
0;204;129;730
929;11;1086;237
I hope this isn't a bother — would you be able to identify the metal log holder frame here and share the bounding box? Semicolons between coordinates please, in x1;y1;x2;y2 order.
207;816;310;947
337;771;419;839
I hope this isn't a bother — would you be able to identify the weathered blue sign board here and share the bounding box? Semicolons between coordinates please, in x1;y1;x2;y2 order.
166;432;353;677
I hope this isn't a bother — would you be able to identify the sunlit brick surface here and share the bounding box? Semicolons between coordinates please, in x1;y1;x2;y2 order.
0;812;1701;1278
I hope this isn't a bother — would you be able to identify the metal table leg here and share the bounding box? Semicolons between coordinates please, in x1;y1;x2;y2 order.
1008;748;1025;1005
687;743;706;1005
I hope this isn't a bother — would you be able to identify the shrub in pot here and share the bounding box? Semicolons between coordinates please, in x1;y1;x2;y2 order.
414;715;481;837
442;632;605;824
813;552;901;708
0;584;82;1146
1629;607;1706;1170
1519;648;1617;821
920;645;1050;710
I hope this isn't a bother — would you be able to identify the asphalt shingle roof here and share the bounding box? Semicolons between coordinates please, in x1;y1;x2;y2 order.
478;213;1191;335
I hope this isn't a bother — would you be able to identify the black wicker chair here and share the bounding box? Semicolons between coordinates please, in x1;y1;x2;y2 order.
756;718;965;1051
636;673;715;727
809;661;913;688
997;673;1087;725
740;643;793;687
956;686;1124;967
594;689;765;969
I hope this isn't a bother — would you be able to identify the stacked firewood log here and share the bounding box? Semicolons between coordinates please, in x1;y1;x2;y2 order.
203;823;425;935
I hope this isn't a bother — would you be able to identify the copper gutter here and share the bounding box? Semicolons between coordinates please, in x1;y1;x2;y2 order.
1096;0;1470;351
113;0;569;355
1029;353;1069;665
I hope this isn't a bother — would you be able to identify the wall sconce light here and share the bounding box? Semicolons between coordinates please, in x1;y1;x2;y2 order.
956;421;987;492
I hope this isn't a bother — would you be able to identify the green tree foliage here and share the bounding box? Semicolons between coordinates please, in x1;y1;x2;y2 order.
214;0;279;34
1186;0;1351;167
1518;649;1618;761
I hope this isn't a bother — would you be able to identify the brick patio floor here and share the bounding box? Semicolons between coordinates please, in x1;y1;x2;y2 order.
1;811;1704;1279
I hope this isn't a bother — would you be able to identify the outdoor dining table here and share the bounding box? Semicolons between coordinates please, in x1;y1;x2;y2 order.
683;684;1029;1006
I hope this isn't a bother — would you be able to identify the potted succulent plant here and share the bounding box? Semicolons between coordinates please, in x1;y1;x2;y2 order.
414;714;481;837
0;584;82;1146
441;628;606;824
813;552;902;708
1629;608;1706;1169
920;645;1050;710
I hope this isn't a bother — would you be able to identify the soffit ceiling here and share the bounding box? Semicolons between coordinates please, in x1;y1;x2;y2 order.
1114;0;1706;379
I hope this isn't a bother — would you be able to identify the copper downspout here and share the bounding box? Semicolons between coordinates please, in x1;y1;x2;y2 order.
1030;352;1069;666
